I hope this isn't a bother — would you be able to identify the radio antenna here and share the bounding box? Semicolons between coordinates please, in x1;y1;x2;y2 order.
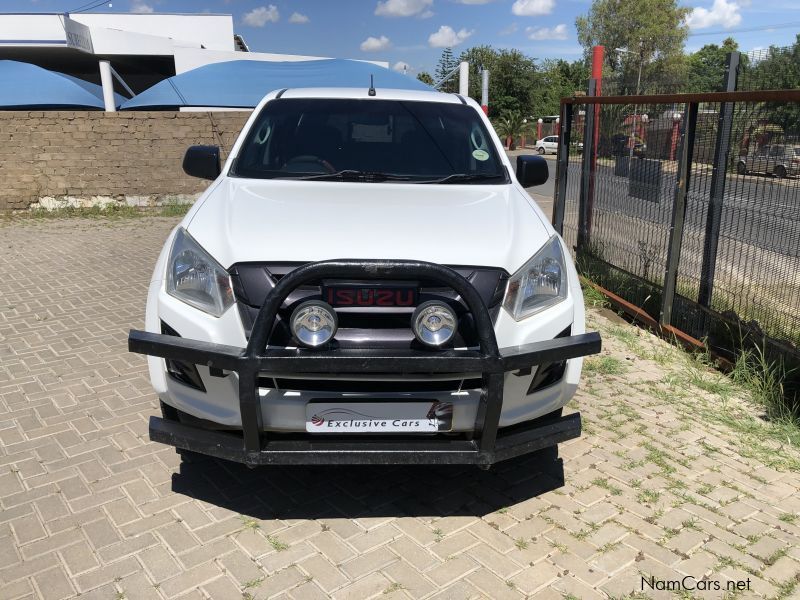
368;75;376;96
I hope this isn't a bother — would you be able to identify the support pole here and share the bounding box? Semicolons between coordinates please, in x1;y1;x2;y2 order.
459;61;469;97
98;60;116;112
480;69;489;114
588;46;604;238
698;51;739;309
660;102;698;326
577;79;597;251
553;102;573;233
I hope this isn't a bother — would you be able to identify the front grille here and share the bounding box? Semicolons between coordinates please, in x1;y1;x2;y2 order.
229;262;508;349
258;377;483;393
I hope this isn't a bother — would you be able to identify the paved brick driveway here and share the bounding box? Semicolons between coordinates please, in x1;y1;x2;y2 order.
1;217;799;600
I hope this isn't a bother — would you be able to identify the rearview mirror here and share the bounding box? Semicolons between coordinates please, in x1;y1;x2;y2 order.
183;145;221;180
516;155;549;187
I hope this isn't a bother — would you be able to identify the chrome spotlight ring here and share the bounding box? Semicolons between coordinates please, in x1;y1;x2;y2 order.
290;300;338;348
411;301;458;347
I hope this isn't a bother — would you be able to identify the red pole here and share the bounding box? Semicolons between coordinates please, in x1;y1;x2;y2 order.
537;119;542;140
588;45;604;237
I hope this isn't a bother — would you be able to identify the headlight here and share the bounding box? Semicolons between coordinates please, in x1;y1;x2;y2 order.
503;236;567;321
166;228;234;317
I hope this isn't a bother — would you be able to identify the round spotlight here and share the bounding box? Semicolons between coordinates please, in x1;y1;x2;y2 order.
290;301;338;348
411;301;458;347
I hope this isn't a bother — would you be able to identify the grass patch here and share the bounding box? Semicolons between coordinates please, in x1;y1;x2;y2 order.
731;345;799;425
582;281;610;308
636;490;660;504
383;582;405;594
584;356;627;376
592;477;623;496
514;537;528;550
238;515;260;532
6;201;193;221
266;535;289;552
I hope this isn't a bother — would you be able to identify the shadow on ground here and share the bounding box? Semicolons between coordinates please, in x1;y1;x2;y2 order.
171;449;564;520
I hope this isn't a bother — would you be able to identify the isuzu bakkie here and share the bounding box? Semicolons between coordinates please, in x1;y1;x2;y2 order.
128;85;601;468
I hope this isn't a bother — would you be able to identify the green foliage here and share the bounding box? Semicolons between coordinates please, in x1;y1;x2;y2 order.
575;0;690;84
742;34;800;130
435;47;459;93
416;71;434;86
493;110;528;145
457;46;540;116
687;37;740;92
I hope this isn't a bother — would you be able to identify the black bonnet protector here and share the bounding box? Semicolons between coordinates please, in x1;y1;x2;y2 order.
129;259;601;466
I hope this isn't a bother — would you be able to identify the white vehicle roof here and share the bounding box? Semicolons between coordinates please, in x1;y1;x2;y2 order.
272;87;467;104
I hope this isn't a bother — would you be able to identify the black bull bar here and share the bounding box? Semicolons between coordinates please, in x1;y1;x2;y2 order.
128;259;601;466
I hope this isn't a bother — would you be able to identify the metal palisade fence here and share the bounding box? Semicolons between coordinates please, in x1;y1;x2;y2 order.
553;52;800;408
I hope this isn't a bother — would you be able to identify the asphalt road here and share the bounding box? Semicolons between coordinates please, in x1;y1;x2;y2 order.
562;160;800;257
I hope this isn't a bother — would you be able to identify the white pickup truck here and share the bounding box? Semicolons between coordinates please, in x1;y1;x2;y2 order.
128;86;600;468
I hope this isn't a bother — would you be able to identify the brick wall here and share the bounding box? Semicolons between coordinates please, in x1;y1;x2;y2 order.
0;111;251;210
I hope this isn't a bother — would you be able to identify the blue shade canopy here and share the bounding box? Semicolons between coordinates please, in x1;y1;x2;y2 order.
0;60;120;109
121;59;432;110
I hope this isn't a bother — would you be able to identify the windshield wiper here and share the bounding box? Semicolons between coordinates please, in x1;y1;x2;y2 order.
421;173;507;185
294;170;412;182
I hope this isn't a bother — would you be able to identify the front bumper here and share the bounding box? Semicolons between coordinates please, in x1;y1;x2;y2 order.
129;259;601;466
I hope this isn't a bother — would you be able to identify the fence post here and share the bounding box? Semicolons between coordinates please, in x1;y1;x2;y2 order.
660;102;698;326
552;101;573;234
697;51;740;310
577;79;597;251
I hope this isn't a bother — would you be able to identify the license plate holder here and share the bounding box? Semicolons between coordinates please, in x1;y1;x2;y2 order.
306;400;453;433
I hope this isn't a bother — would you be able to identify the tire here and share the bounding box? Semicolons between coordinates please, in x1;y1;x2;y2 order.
737;161;747;175
537;147;545;155
775;165;787;179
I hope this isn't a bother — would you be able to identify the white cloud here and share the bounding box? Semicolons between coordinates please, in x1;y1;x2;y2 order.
288;12;309;24
375;0;433;18
686;0;743;29
243;5;279;27
360;35;392;52
130;0;154;13
526;24;568;40
500;23;518;35
428;25;474;47
393;61;411;73
511;0;555;16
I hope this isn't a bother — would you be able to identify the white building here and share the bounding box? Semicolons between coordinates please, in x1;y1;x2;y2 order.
0;12;359;109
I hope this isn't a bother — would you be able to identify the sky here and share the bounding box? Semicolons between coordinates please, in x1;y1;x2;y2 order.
13;0;800;75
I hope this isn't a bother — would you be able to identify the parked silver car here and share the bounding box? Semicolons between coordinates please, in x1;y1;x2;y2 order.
737;145;800;178
535;136;559;155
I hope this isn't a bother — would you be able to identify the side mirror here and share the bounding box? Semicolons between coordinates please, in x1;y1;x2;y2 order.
516;155;549;187
183;145;221;180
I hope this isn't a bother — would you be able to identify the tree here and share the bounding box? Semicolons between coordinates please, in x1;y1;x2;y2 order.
747;35;800;133
434;48;459;93
533;59;590;115
416;71;435;86
576;0;690;90
457;46;540;116
687;37;740;92
494;110;529;150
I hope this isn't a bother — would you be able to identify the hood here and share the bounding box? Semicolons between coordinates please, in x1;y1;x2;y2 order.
186;178;551;273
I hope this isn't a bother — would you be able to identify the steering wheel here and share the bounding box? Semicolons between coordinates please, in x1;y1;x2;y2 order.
283;155;337;174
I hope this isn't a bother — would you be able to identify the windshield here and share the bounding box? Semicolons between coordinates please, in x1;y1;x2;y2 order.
230;98;506;183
